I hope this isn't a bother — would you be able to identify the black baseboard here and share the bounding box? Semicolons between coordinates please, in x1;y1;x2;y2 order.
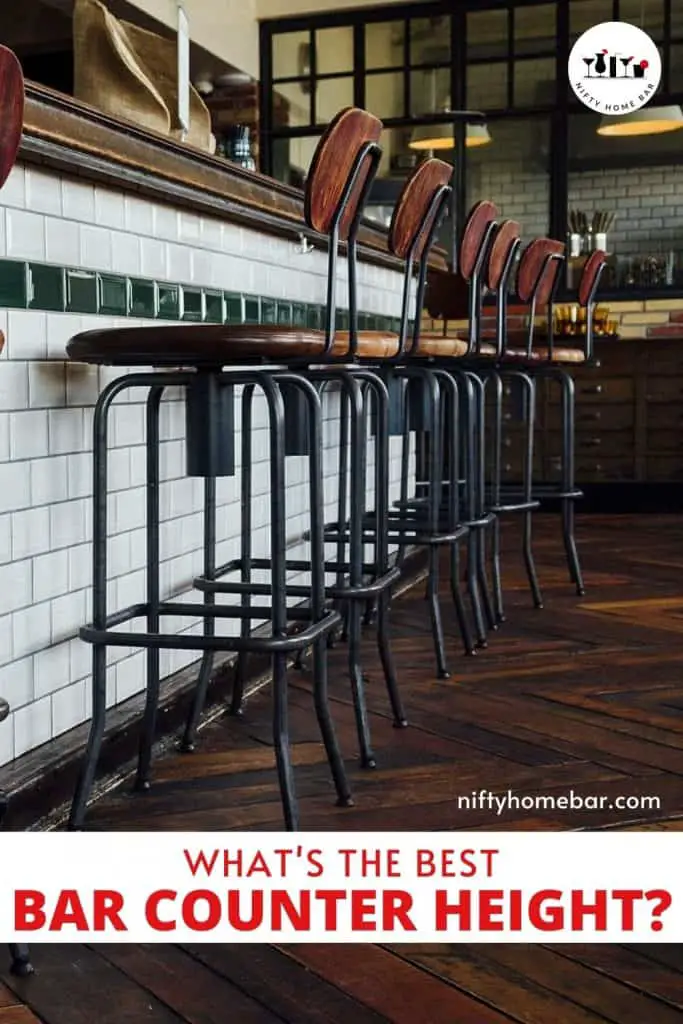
576;483;683;514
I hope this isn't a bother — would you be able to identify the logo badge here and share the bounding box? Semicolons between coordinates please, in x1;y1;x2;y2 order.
568;21;661;116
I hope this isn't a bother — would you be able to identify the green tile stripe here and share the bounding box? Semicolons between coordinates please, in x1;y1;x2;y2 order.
0;259;402;334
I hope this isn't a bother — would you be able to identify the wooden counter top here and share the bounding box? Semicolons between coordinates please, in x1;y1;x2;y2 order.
18;82;446;275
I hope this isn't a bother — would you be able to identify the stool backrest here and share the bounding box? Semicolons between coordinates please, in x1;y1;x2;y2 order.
304;107;383;355
387;157;453;354
579;249;607;308
458;200;499;354
0;45;24;191
304;106;382;239
517;238;565;305
517;238;565;356
460;201;498;282
486;219;521;357
578;249;607;360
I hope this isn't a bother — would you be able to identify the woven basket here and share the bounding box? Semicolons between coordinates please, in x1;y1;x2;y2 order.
73;0;215;153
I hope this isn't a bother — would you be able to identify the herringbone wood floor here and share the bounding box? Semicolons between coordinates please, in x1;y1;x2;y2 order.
3;514;683;1022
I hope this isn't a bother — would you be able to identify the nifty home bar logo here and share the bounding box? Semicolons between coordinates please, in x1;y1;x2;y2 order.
569;21;661;115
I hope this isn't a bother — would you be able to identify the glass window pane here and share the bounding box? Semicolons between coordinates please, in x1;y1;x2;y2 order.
315;76;354;123
514;3;556;54
374;125;417;192
365;71;404;118
273;81;311;128
671;43;683;91
619;0;665;42
514;57;556;106
315;27;354;75
365;21;404;69
272;136;320;187
673;3;683;39
410;16;450;65
570;0;612;43
467;10;508;61
467;118;550;246
410;67;450;116
273;30;310;80
467;62;508;110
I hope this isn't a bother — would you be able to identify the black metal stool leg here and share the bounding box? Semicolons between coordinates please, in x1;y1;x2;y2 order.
440;372;476;656
490;371;505;624
560;370;584;595
69;379;120;830
370;373;407;726
136;386;164;789
460;373;487;648
8;945;33;977
181;475;217;751
425;372;450;679
471;373;497;632
334;385;350;646
231;384;255;708
296;375;353;805
520;372;543;609
263;376;298;829
347;375;376;767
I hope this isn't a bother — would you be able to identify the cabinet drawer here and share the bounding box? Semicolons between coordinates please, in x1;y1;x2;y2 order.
575;458;635;482
575;377;633;403
645;377;683;403
546;431;634;457
646;403;683;431
644;345;683;375
546;404;633;431
543;456;633;482
592;343;638;374
647;430;683;453
647;456;683;481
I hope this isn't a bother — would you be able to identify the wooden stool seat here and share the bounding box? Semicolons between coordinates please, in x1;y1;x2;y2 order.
514;345;586;364
66;324;400;366
410;335;469;358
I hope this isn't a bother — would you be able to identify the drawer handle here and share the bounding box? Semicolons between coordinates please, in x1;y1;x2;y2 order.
578;412;601;422
580;438;601;447
582;385;603;394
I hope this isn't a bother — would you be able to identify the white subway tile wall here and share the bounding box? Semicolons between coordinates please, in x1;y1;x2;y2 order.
569;166;683;255
0;165;410;766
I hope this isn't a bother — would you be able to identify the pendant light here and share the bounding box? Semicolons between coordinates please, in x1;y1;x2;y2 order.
597;104;683;136
408;70;491;151
596;0;683;137
409;118;492;150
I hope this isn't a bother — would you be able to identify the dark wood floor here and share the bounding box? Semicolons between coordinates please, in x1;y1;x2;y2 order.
3;514;683;1022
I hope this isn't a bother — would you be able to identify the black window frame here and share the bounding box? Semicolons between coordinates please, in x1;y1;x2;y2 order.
260;0;683;296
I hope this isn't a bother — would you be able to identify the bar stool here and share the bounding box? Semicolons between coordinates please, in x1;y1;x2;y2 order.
480;234;560;619
180;117;406;772
66;107;395;830
0;699;33;976
388;199;505;669
496;246;607;599
353;170;497;678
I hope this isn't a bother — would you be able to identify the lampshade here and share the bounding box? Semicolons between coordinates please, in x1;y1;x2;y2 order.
596;105;683;137
409;121;492;150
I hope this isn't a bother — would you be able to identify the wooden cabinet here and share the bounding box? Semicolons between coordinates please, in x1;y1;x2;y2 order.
501;339;683;485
